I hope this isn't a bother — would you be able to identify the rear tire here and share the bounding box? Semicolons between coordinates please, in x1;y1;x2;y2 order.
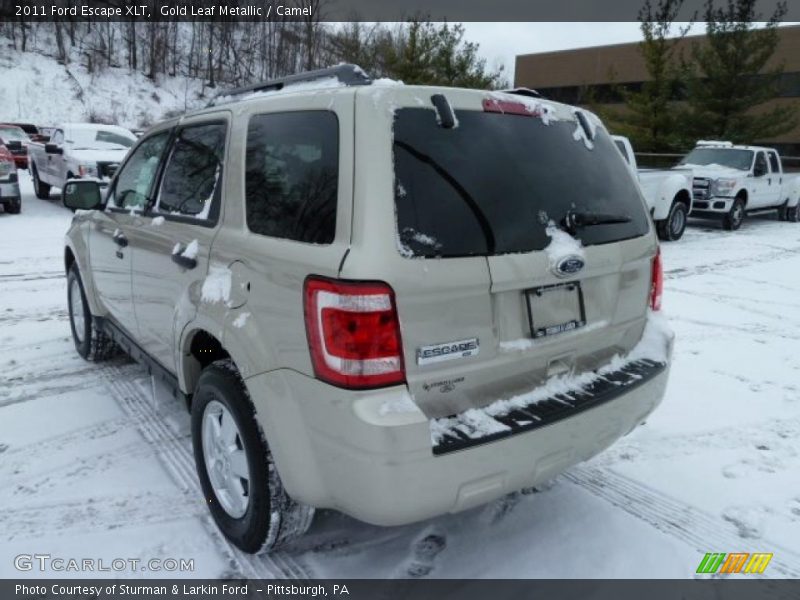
32;165;51;200
67;265;116;361
192;360;314;554
723;197;746;231
656;201;688;241
3;200;21;214
787;203;800;223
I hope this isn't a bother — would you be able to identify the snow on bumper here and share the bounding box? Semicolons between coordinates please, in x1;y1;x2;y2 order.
245;314;674;527
0;180;20;200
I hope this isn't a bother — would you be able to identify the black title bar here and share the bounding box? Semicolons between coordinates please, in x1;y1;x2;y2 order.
2;0;800;22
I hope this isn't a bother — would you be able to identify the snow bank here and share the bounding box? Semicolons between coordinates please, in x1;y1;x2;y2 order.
430;311;673;445
0;37;206;129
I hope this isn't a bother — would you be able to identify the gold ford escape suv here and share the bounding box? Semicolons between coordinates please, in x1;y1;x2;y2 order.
63;65;674;554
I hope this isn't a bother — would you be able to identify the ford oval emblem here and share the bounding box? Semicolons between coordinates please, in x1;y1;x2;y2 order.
554;255;585;278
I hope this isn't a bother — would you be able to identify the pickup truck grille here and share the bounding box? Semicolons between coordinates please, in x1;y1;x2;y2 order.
693;177;711;200
431;358;666;455
97;161;119;179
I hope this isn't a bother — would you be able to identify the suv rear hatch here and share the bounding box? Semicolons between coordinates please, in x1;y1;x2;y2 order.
344;87;656;420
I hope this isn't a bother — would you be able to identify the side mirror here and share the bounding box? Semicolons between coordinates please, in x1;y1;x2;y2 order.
62;179;102;211
45;143;63;155
6;140;22;151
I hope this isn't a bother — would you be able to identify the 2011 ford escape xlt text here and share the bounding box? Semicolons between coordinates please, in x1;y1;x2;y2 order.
62;65;674;554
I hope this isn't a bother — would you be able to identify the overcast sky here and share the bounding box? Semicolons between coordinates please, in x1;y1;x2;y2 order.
461;22;705;84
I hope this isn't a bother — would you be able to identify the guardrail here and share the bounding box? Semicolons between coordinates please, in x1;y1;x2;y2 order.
635;152;800;173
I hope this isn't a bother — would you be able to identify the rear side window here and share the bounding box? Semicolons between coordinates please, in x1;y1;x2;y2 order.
245;111;338;244
156;122;226;220
393;108;649;257
769;152;781;173
614;139;630;163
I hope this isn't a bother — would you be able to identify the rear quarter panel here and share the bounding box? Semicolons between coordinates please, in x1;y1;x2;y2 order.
185;89;356;385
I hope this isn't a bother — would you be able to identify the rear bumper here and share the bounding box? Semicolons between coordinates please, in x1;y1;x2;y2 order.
246;336;674;526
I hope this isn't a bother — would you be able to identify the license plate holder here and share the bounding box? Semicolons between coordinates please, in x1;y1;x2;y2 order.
525;282;586;339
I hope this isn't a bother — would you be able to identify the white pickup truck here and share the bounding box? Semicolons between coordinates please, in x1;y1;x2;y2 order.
613;135;693;241
673;141;800;230
28;123;136;201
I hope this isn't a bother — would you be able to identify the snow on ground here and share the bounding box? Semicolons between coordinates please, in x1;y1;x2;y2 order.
0;39;206;129
1;174;799;578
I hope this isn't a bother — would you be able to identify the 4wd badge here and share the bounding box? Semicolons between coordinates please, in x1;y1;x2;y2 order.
417;338;479;366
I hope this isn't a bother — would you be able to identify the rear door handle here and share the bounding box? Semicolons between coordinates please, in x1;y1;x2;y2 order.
171;248;197;270
113;232;128;247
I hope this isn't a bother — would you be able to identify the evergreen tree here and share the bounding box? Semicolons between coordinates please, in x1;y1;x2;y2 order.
685;0;796;143
602;0;691;152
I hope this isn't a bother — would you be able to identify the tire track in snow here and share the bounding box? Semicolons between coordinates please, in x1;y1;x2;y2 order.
665;244;800;280
0;491;205;541
591;418;800;467
0;363;140;408
566;465;800;577
101;363;314;580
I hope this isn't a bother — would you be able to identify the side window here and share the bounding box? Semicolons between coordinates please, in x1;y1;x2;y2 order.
52;130;64;145
245;111;339;244
107;132;170;211
754;152;768;177
614;140;630;164
155;122;226;220
768;151;781;173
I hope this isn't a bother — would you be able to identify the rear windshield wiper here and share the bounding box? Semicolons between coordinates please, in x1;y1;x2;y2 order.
563;210;631;234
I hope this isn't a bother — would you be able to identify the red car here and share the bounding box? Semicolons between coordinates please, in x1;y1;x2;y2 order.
0;143;21;214
0;123;31;170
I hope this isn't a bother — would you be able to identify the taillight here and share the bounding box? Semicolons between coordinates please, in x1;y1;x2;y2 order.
650;248;663;311
482;98;541;117
303;277;405;389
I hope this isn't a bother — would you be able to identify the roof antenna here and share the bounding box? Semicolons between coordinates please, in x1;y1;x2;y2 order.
431;94;456;129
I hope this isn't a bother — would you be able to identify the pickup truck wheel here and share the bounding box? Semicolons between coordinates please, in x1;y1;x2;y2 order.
723;197;746;231
67;266;116;361
656;201;688;241
32;166;51;200
3;200;21;214
192;360;314;554
788;204;800;223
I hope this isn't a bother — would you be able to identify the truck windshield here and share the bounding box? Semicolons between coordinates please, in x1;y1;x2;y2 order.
393;108;649;258
69;129;135;149
679;148;753;171
0;127;30;142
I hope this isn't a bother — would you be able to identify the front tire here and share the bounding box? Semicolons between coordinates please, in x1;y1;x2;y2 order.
32;165;51;200
723;197;746;231
656;201;688;241
192;360;314;554
67;265;116;361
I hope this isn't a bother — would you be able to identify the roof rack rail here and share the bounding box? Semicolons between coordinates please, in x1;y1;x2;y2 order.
211;64;371;105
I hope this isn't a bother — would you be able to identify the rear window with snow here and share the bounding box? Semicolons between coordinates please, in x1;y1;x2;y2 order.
245;111;338;244
393;108;649;257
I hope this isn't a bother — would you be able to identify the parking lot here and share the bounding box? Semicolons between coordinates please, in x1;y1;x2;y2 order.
1;171;799;579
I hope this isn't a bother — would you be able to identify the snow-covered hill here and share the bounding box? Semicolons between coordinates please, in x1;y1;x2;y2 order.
0;39;208;130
